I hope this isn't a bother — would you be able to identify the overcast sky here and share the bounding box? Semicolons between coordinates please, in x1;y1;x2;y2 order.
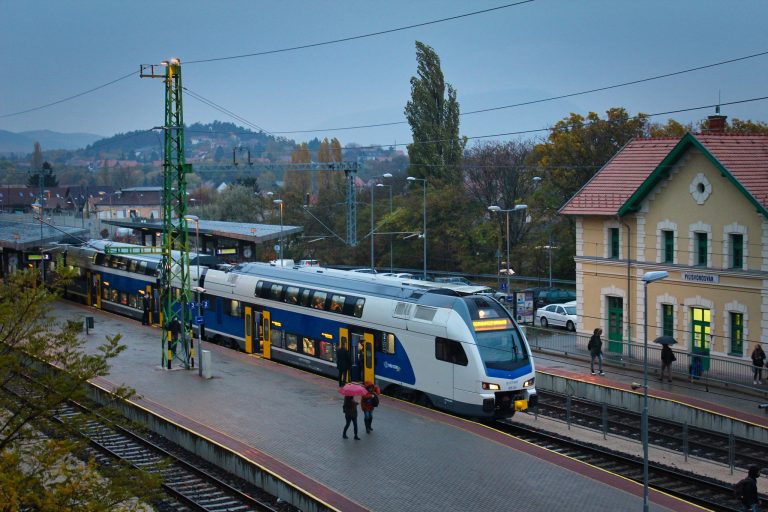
2;0;767;149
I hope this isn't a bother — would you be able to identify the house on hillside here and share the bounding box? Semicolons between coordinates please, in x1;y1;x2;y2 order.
560;117;768;368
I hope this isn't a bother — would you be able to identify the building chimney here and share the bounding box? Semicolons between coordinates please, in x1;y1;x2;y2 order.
706;105;727;133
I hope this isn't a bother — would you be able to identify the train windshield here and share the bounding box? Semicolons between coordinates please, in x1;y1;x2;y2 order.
475;329;529;371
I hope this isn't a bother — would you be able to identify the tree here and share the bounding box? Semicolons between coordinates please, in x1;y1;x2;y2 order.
31;142;43;171
207;184;264;223
0;268;161;510
27;161;59;188
404;41;465;184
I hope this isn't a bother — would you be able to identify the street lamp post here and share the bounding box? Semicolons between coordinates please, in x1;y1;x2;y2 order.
273;199;284;265
406;176;427;279
488;204;527;300
641;270;669;512
370;182;375;270
184;215;204;377
378;173;393;273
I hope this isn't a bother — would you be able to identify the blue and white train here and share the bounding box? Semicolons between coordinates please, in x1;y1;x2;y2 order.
61;242;537;419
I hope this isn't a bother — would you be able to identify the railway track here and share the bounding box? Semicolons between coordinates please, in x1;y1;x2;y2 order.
4;373;295;512
497;421;748;511
535;390;768;471
54;400;291;512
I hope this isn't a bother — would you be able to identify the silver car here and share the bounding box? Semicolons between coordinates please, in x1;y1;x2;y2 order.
538;302;577;331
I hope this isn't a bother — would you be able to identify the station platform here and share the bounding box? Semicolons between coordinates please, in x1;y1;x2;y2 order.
535;349;768;426
59;301;709;512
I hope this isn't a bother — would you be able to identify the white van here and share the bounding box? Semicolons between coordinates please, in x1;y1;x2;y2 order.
269;259;295;267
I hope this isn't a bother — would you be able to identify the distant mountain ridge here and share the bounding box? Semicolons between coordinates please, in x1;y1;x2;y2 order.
0;129;103;154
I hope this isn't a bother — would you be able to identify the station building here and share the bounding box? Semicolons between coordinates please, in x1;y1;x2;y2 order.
560;119;768;365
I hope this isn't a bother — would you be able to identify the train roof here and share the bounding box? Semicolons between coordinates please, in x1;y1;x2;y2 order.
229;263;467;305
68;240;214;265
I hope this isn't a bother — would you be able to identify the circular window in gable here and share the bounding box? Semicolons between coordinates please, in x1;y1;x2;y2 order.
689;173;712;205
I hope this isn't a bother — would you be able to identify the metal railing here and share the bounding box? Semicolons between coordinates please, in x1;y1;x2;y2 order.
523;326;766;393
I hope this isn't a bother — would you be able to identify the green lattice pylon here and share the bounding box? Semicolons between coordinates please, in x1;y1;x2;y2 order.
141;58;193;369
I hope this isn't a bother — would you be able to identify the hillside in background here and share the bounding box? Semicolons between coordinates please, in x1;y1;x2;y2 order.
0;129;102;155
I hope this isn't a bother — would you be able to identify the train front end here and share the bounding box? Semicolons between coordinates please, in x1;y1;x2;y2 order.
464;296;537;419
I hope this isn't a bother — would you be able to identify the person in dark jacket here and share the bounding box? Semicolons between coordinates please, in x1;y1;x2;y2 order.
751;344;765;385
141;294;150;325
587;328;604;375
735;465;760;511
336;344;350;387
660;344;676;383
169;315;182;353
342;396;360;440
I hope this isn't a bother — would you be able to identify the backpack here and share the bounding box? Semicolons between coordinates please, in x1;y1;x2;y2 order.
370;394;379;407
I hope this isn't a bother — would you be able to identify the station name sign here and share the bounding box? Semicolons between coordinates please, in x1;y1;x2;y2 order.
682;272;719;284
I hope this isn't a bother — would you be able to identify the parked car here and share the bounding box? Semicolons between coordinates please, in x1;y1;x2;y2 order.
538;302;577;331
380;272;415;279
525;287;576;308
297;259;320;267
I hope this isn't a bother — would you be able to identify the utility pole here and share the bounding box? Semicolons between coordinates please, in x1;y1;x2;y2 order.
140;58;192;370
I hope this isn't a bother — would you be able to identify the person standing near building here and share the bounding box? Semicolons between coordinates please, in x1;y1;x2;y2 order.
169;315;181;351
660;344;676;383
751;344;765;385
588;328;604;375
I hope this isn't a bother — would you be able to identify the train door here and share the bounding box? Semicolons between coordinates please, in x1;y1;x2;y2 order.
145;285;153;325
338;328;351;384
261;310;271;359
92;273;102;308
244;306;253;353
362;332;374;384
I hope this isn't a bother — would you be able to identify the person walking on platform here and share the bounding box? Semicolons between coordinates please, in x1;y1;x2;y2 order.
733;465;761;511
336;343;350;387
342;396;360;440
361;382;381;434
660;344;676;383
169;315;181;352
588;328;604;375
751;344;765;385
141;293;150;325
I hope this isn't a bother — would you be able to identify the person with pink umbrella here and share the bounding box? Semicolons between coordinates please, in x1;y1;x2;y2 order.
338;383;367;440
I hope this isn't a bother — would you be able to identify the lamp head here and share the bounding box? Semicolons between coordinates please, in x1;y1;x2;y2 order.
514;204;528;211
642;270;669;283
488;205;501;212
383;173;393;178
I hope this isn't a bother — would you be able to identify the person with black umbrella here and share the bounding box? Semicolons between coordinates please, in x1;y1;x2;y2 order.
660;343;676;383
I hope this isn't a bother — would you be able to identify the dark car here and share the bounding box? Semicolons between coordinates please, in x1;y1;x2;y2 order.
525;287;576;308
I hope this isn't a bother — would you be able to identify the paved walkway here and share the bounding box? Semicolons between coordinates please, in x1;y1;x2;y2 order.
59;301;704;512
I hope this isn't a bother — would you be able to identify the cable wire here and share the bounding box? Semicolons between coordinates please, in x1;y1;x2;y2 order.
185;1;535;65
0;70;137;119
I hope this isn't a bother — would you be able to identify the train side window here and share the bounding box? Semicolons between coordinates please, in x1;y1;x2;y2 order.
299;289;312;307
270;284;284;301
318;341;334;361
94;254;105;266
110;289;119;303
203;294;216;312
228;300;242;317
285;333;298;351
254;280;264;298
382;333;396;355
285;286;300;304
329;294;345;312
302;337;316;356
128;260;138;273
103;255;112;268
435;337;468;366
353;298;365;318
312;291;327;310
271;328;283;348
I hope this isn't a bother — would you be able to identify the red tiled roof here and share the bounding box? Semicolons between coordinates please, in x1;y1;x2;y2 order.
559;138;678;216
560;134;768;216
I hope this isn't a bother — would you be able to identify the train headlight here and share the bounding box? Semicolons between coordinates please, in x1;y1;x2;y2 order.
523;377;535;388
481;382;501;391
